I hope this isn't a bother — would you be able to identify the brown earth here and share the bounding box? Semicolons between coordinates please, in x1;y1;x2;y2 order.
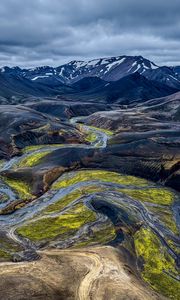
0;246;166;300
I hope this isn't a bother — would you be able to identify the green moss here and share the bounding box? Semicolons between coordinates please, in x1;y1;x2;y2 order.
22;144;64;154
2;178;32;200
17;203;96;242
86;125;114;136
17;151;51;167
148;206;178;234
0;192;8;203
74;224;116;248
44;192;79;214
0;160;5;168
85;131;98;143
118;188;174;205
78;123;114;136
134;227;180;299
52;170;149;190
0;249;11;261
32;123;51;132
0;235;21;261
0;236;22;253
44;185;110;214
22;145;46;153
117;188;177;234
167;239;180;255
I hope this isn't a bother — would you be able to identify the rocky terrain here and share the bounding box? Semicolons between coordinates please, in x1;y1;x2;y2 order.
0;55;179;300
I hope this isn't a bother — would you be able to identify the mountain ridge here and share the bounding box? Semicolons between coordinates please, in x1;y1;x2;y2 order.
0;55;180;104
1;55;180;88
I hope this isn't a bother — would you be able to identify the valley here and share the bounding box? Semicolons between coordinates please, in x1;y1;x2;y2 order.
0;55;179;299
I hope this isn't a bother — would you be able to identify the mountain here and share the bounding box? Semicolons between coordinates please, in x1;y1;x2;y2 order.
1;55;180;91
137;91;180;121
0;72;74;102
69;73;177;105
57;55;159;83
71;76;106;91
143;66;180;89
0;55;159;84
172;66;180;77
0;55;180;105
57;56;180;89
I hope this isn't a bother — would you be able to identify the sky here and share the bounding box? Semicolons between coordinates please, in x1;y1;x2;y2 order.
0;0;180;67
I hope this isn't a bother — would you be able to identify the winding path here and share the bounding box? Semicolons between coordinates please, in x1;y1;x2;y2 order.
77;251;103;300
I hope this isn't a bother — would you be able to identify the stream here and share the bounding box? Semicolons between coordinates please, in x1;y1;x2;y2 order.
0;117;179;268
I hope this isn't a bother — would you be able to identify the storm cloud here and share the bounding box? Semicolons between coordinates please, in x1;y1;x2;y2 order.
0;0;180;67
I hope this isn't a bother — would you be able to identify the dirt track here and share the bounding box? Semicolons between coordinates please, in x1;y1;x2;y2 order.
0;246;166;300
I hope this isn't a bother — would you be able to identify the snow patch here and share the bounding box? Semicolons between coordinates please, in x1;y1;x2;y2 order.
59;67;65;76
74;61;87;68
150;62;158;69
131;61;137;68
105;61;119;72
31;75;49;81
87;59;100;67
169;75;180;82
142;63;149;70
105;58;126;73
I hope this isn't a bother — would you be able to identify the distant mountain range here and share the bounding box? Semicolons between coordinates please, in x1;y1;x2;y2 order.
0;55;180;103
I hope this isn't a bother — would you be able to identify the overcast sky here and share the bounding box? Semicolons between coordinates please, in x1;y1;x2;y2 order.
0;0;180;67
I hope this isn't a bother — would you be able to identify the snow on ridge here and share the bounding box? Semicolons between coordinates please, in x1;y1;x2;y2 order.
117;57;126;65
87;59;100;67
64;56;159;76
29;67;37;72
133;64;141;73
142;62;149;70
74;61;88;68
131;61;137;68
31;75;50;81
150;62;158;69
169;75;180;82
101;58;111;64
105;61;119;72
70;56;127;70
127;61;138;73
127;59;158;74
105;58;126;73
59;67;65;76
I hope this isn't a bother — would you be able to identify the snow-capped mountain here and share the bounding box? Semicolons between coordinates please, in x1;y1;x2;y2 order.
0;55;180;91
56;55;159;83
144;66;180;89
56;55;180;89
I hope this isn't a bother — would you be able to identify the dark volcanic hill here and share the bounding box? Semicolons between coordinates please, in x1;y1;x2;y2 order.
0;105;84;159
137;91;180;121
69;73;177;105
0;72;74;102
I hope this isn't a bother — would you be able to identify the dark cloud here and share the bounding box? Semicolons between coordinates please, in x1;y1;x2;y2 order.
0;0;179;67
